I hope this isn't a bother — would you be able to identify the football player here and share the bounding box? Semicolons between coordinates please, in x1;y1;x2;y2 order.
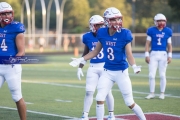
77;15;115;120
145;13;172;100
0;2;26;120
69;7;146;120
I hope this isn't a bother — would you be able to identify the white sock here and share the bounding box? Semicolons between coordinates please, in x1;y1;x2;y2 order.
96;104;104;120
105;91;114;111
109;111;114;117
132;104;146;120
82;112;88;118
83;91;94;112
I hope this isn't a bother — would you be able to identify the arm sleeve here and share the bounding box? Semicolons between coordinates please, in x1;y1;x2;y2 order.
146;35;151;41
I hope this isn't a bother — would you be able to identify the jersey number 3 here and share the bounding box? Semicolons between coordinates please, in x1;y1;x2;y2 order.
1;39;8;51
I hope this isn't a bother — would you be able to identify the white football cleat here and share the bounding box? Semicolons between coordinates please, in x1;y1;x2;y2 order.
159;93;165;99
145;94;155;99
79;116;89;120
107;115;115;120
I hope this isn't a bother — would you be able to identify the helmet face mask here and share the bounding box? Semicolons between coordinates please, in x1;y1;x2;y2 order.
89;15;104;33
0;2;14;25
103;7;123;32
154;13;166;29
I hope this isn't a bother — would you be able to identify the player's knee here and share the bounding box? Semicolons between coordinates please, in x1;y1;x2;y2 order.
11;89;22;102
86;91;94;97
159;73;165;80
149;73;155;80
124;98;134;107
96;92;106;101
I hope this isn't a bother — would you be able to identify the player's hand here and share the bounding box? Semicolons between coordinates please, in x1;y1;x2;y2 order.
167;57;172;64
145;57;150;64
132;65;141;74
77;68;84;80
69;57;85;67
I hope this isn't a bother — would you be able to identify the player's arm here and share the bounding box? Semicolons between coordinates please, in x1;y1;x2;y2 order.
125;43;136;65
77;45;89;80
79;45;89;68
167;37;172;64
83;42;102;61
125;43;141;74
145;36;151;64
15;33;25;56
69;42;102;67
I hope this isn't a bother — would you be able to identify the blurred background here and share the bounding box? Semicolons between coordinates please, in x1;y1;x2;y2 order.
3;0;180;55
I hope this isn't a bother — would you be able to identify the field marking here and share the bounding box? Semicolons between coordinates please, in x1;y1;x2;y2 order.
0;106;77;119
22;80;180;99
115;112;180;118
55;99;72;102
25;102;34;104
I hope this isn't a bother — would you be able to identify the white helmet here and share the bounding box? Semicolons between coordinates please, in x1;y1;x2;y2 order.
0;2;14;25
154;13;166;28
89;15;104;33
103;7;123;32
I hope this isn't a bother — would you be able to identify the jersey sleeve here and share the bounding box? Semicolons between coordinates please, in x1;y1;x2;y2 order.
125;29;133;44
96;28;103;43
13;22;25;33
82;34;87;44
168;28;173;37
146;28;152;36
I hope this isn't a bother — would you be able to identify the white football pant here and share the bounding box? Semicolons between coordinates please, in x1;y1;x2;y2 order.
83;63;114;112
0;64;22;102
96;68;134;106
148;51;168;93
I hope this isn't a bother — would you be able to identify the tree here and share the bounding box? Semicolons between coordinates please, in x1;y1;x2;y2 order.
64;0;90;33
89;0;132;29
168;0;180;22
126;0;173;32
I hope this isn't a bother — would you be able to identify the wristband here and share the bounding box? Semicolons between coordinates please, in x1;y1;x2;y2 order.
80;60;86;65
132;64;136;68
145;52;149;57
168;53;172;58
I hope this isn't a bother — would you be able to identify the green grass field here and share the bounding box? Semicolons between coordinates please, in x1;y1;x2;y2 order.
0;55;180;120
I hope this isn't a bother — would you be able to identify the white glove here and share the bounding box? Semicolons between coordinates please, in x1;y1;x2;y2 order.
77;68;84;80
69;57;85;67
132;64;141;74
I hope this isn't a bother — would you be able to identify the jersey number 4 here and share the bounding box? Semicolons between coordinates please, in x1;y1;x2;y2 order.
1;39;8;51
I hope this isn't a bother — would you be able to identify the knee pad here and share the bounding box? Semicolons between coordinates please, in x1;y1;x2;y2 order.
149;73;155;80
11;89;22;102
86;91;94;97
159;73;166;80
96;92;107;101
124;95;134;106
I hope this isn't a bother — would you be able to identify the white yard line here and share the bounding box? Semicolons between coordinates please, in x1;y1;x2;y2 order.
22;80;180;99
0;106;77;119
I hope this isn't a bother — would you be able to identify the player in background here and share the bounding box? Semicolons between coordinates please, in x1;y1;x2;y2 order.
145;13;172;100
0;2;26;120
69;7;146;120
77;15;115;120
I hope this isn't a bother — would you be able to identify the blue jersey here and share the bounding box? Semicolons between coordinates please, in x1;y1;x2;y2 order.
82;32;105;63
0;21;25;56
147;26;172;51
97;27;133;71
